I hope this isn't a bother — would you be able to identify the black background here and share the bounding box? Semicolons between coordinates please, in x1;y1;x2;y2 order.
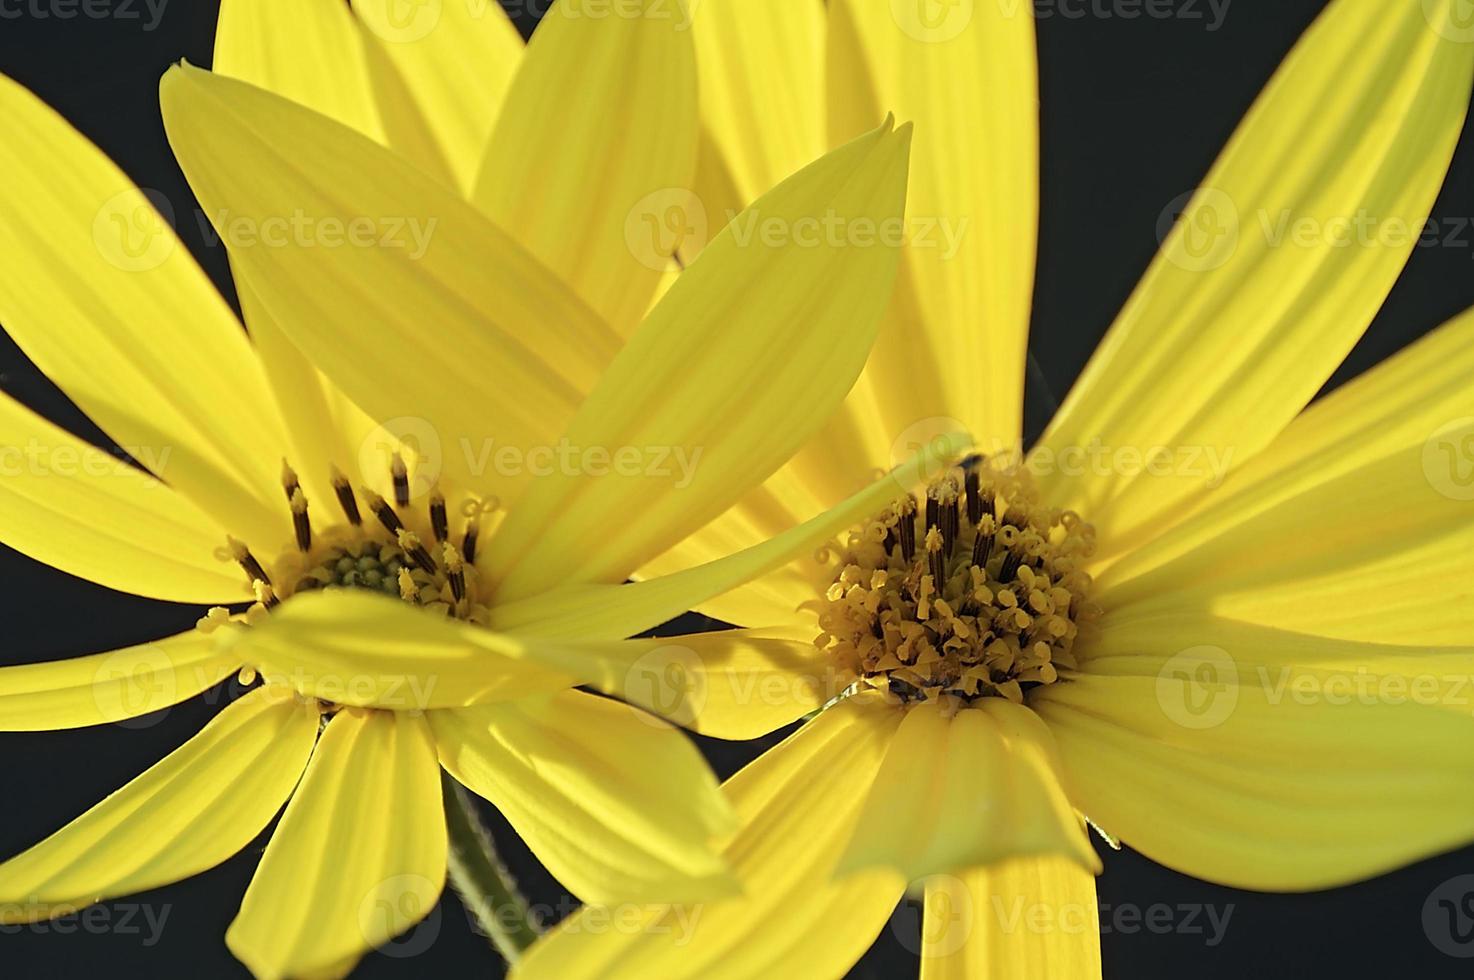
2;1;1474;977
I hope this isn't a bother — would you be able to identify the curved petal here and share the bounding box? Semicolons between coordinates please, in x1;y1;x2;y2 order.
0;391;247;603
488;430;973;640
828;0;1039;449
228;708;446;980
473;0;697;334
353;0;524;193
483;119;914;601
1035;0;1474;559
0;630;238;731
838;700;1098;882
216;589;576;710
919;857;1101;980
159;63;621;507
1034;632;1474;891
0;686;317;922
433;689;734;904
0;72;290;546
510;692;907;980
1098;306;1474;645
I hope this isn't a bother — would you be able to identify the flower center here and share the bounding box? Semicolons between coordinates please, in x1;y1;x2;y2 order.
817;455;1098;705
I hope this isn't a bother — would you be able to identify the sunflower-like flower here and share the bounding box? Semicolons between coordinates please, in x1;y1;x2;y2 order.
0;8;947;975
513;1;1474;977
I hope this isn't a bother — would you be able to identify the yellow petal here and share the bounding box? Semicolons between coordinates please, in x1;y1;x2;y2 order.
919;857;1101;980
0;686;316;922
214;0;384;138
216;589;575;710
1098;305;1474;645
838;700;1098;882
483;119;915;601
433;688;734;904
828;0;1038;449
0;630;238;731
511;692;907;980
353;0;524;192
1034;639;1474;890
473;0;696;334
489;430;972;640
689;0;825;231
0;391;248;603
0;72;291;547
1035;0;1474;560
228;708;446;980
158;63;621;507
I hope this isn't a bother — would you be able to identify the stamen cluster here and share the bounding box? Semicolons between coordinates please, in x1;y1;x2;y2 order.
817;455;1098;704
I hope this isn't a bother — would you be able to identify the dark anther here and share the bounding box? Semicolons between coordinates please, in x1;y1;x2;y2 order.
400;533;438;575
331;470;362;526
928;546;947;589
462;520;480;565
230;538;272;587
391;454;410;508
882;525;898;558
290;489;312;553
965;469;982;525
367;492;405;535
972;528;994;572
999;549;1024;583
430;494;449;543
898;505;916;562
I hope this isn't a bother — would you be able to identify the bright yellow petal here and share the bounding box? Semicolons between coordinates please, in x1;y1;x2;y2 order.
838;700;1098;882
511;692;907;980
0;686;316;922
215;589;575;710
0;391;248;603
0;72;290;547
1034;638;1474;891
483;119;914;601
488;430;973;640
352;0;524;193
0;630;237;731
919;857;1101;980
828;0;1038;449
1035;0;1474;560
158;63;621;508
433;689;734;904
228;708;446;980
473;0;696;335
1098;305;1474;645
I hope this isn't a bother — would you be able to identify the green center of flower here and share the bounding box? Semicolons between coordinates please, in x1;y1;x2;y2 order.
817;455;1098;705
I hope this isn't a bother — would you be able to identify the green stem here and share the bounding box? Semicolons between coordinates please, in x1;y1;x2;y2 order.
442;772;541;962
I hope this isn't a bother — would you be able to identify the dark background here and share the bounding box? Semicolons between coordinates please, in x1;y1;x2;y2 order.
3;0;1473;976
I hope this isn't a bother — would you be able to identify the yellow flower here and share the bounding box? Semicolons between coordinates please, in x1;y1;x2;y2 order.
0;7;946;976
513;1;1474;978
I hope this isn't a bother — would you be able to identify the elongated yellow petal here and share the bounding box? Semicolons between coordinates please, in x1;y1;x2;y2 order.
689;0;824;232
159;63;621;507
434;689;734;904
0;630;237;731
511;693;907;980
838;700;1097;882
228;708;446;980
505;625;837;739
1098;306;1474;645
1035;0;1474;560
0;391;248;603
0;72;290;547
215;590;575;710
472;0;696;334
489;431;972;640
919;857;1101;980
353;0;524;192
483;120;914;601
1034;639;1474;891
0;686;316;923
828;0;1038;449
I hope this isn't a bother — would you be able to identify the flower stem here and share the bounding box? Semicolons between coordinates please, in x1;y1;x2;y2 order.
441;771;541;962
